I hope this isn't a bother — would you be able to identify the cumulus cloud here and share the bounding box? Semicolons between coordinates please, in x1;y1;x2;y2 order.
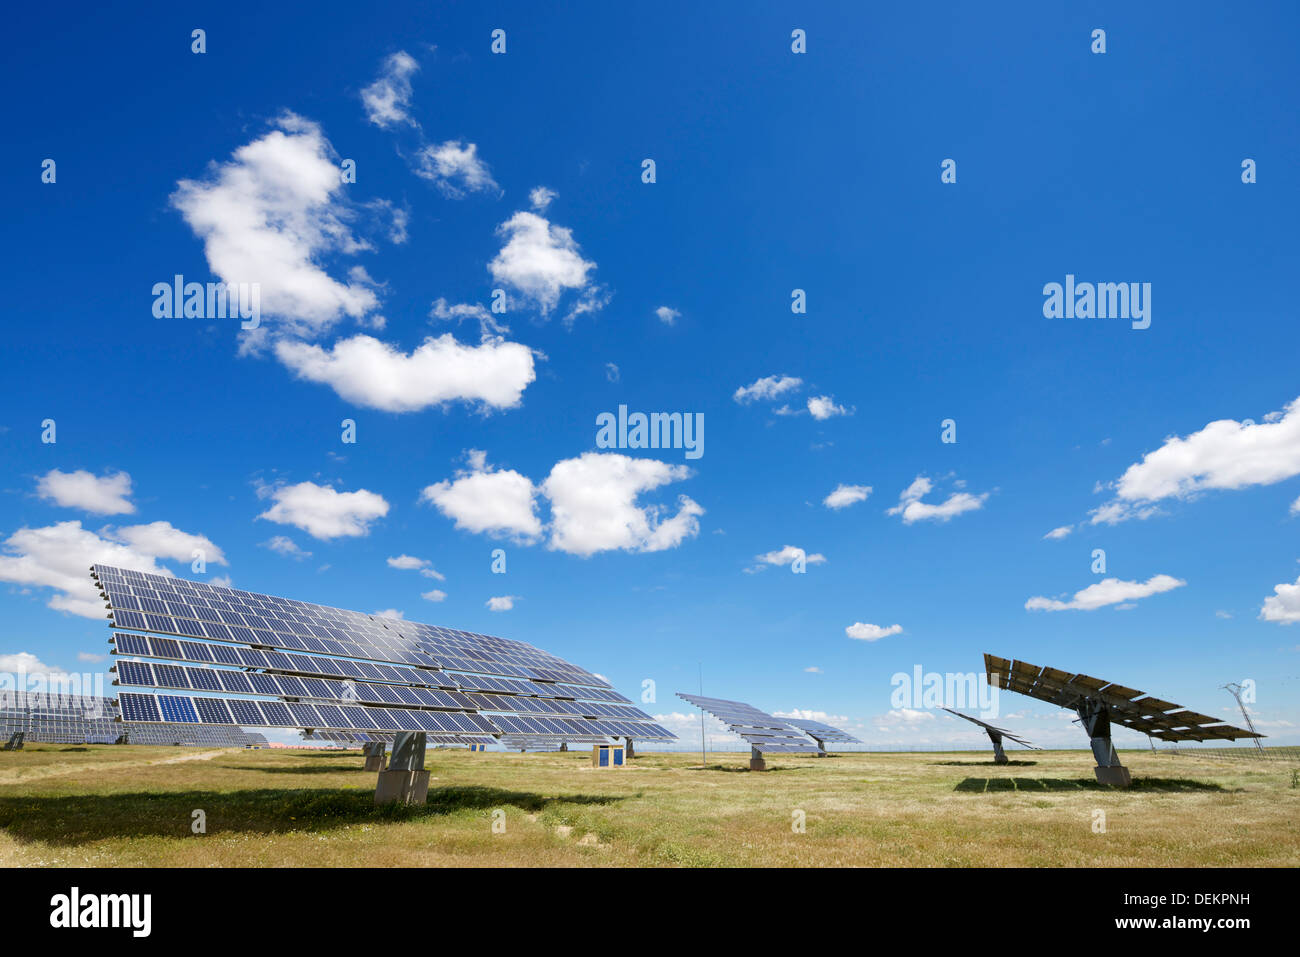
262;536;312;559
654;306;680;325
845;622;903;641
361;51;420;128
804;666;823;674
733;374;802;404
421;589;447;603
429;297;508;339
823;484;872;510
423;450;703;557
373;608;404;620
1091;397;1300;524
486;595;518;611
1025;574;1186;612
529;186;557;211
36;469;134;515
542;453;703;556
750;545;827;572
0;520;225;619
274;333;535;412
488;210;601;318
171;114;380;339
1259;573;1300;624
421;451;544;543
257;481;389;540
1044;525;1073;540
887;475;988;524
1291;495;1300;516
807;395;851;420
414;140;499;198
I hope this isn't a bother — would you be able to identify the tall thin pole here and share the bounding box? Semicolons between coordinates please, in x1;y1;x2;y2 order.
699;662;707;769
1222;683;1265;754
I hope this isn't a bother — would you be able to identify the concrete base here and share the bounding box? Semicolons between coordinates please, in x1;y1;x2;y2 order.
363;755;385;772
749;755;767;771
993;753;1009;765
375;769;430;805
1094;765;1132;788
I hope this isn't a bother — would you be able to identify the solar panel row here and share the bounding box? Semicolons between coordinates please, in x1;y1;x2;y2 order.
93;565;676;746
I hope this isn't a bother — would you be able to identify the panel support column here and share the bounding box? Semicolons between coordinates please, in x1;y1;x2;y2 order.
1077;701;1131;787
749;746;767;771
375;731;430;805
810;735;827;756
362;740;386;771
623;737;634;759
986;729;1009;764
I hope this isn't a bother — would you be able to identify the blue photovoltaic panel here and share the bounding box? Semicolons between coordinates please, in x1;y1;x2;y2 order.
92;565;676;742
676;692;824;755
783;718;862;744
157;694;200;724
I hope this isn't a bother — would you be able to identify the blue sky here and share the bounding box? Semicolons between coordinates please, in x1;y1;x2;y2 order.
2;2;1298;750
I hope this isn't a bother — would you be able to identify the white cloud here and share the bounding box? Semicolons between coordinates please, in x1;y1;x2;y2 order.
751;545;827;570
361;51;420;128
421;589;447;603
423;450;702;557
804;666;823;674
262;535;312;560
415;140;499;198
429;297;508;339
421;452;543;543
274;333;535;413
486;595;518;611
823;484;872;509
807;395;850;420
1025;574;1186;612
604;362;620;383
1291;495;1300;516
488;210;600;318
36;469;134;515
773;709;849;724
171;114;379;339
877;708;934;724
0;520;225;619
654;306;680;325
733;374;802;404
373;608;404;620
529;186;557;211
387;554;445;580
77;651;107;663
1259;573;1300;624
1092;396;1300;524
0;652;67;680
887;475;988;524
257;481;389;540
845;622;903;641
542;453;703;556
208;575;233;588
1044;525;1073;540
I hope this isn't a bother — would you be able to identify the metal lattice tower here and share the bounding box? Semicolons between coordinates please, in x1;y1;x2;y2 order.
1221;683;1265;754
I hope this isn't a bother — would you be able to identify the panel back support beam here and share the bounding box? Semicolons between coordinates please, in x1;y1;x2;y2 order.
810;735;827;756
1076;701;1131;787
375;731;430;805
985;729;1008;765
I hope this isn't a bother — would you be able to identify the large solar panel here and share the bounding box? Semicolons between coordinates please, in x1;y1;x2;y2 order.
676;693;824;754
0;692;260;747
93;565;675;745
984;654;1264;743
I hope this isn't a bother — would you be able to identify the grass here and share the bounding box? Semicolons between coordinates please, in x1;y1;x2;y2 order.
0;745;1296;866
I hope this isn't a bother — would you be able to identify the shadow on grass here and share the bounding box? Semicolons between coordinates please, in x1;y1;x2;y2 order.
954;776;1234;793
0;785;624;846
224;764;364;775
931;760;1038;767
685;764;805;773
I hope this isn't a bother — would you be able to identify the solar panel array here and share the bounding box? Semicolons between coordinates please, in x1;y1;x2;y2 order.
499;734;607;751
984;654;1265;742
676;693;824;754
95;565;675;746
0;693;260;747
941;707;1039;749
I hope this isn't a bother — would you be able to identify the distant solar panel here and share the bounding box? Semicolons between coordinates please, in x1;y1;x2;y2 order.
783;717;861;745
676;693;823;754
94;565;675;747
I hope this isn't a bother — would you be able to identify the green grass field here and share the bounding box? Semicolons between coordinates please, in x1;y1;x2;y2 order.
1;744;1296;867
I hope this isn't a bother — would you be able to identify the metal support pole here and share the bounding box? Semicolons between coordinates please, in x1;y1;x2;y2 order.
986;729;1009;764
375;731;430;805
1076;700;1130;787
